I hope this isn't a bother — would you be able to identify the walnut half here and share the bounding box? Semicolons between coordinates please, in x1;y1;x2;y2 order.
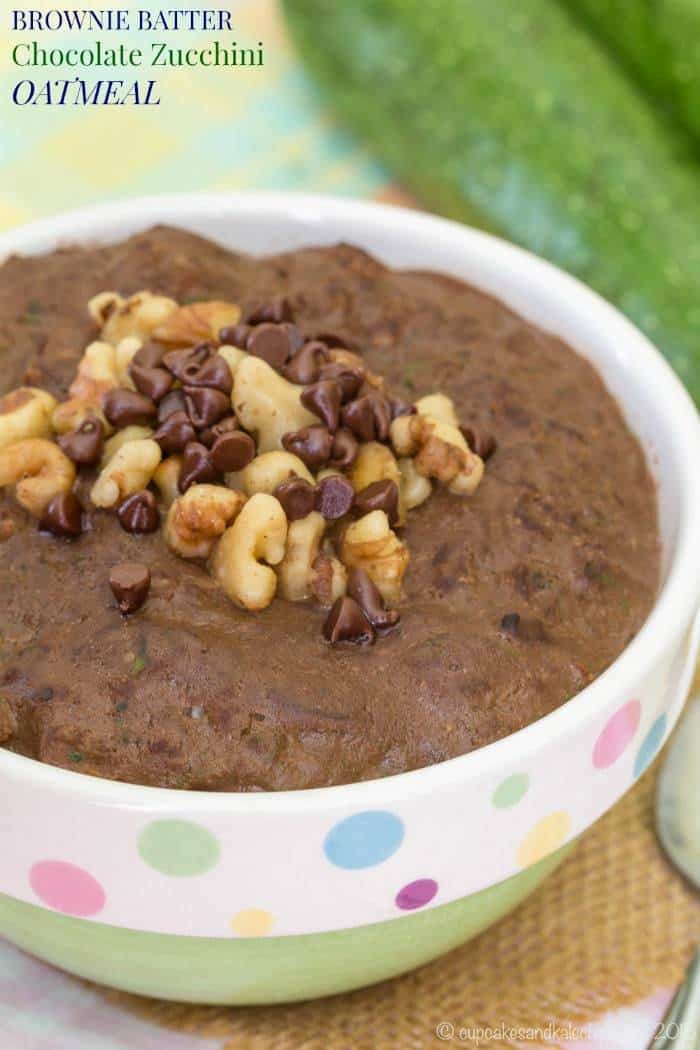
390;413;484;496
340;509;409;604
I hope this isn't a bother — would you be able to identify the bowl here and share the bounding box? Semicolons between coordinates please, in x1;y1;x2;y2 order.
1;193;699;1004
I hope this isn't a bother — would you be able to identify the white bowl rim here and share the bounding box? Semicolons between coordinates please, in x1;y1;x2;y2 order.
1;190;699;814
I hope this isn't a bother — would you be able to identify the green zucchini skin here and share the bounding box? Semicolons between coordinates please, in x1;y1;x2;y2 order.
284;0;700;401
565;0;700;146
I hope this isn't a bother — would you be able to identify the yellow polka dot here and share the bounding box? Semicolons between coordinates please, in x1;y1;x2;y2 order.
517;811;571;868
230;908;275;937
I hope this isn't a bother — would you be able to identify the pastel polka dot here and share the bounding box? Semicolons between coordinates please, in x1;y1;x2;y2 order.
29;860;105;917
395;878;438;910
324;810;404;870
230;908;275;937
634;714;668;778
593;700;641;769
492;773;530;809
517;811;571;869
138;819;220;877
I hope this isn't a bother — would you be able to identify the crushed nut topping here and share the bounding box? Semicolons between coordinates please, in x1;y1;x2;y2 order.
0;292;491;642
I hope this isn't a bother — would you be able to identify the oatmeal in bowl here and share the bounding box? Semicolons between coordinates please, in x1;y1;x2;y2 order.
0;194;696;1004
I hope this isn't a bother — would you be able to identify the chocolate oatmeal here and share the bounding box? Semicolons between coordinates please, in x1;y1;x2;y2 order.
0;227;659;789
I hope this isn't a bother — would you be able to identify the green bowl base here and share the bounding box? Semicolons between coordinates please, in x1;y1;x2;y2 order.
0;845;571;1004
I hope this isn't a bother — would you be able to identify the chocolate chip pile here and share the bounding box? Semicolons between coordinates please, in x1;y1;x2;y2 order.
0;291;494;646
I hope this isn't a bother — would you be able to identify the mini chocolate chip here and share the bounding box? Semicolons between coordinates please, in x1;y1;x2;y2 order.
282;425;333;469
211;431;256;472
281;323;305;355
109;562;151;615
329;427;359;471
153;411;196;455
315;331;349;349
354;479;400;526
133;340;166;369
247;323;294;370
323;596;375;646
184;386;231;429
368;393;392;441
347;567;400;632
500;612;521;636
117;491;160;534
282;341;328;385
184;355;233;395
301;379;342;432
462;426;497;461
58;417;104;465
103;388;157;428
180;357;214;386
179;442;218;492
162;345;210;381
318;361;364;401
316;475;355;520
341;392;391;443
246;297;294;325
389;397;416;420
198;415;239;448
219;323;251;348
39;492;83;538
340;396;374;442
129;363;173;402
157;389;187;422
274;477;317;521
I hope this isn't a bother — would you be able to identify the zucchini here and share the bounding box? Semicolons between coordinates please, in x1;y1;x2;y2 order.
565;0;700;146
284;0;700;401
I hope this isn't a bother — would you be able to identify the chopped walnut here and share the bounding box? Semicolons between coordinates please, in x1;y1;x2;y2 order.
340;510;409;604
68;341;119;406
154;300;241;347
391;414;484;496
13;283;491;649
165;484;246;559
276;511;326;602
92;291;178;345
311;552;348;608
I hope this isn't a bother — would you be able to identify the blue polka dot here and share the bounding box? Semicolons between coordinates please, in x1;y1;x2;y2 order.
324;811;405;869
634;714;668;778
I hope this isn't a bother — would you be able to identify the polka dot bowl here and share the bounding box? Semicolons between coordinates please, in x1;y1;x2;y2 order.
1;194;699;1004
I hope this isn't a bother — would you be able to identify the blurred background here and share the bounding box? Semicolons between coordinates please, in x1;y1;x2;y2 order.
0;0;393;229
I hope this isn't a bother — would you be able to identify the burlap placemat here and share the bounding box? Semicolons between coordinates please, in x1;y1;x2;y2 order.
99;690;699;1049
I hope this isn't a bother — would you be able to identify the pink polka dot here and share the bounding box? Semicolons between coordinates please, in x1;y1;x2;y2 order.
395;878;438;910
29;861;105;917
593;700;641;769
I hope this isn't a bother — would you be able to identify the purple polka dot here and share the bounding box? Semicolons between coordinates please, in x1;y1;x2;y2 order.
29;860;105;917
593;699;641;769
395;878;438;911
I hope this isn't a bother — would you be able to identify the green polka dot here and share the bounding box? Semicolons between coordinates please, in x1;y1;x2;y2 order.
138;819;220;877
492;773;530;809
